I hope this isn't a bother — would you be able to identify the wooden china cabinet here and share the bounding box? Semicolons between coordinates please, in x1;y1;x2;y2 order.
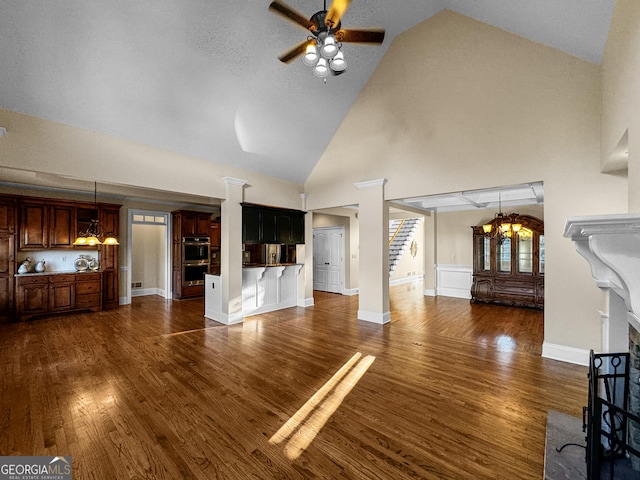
470;214;544;309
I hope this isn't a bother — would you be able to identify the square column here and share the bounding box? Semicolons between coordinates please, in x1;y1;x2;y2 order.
298;193;314;307
219;176;246;325
355;178;390;324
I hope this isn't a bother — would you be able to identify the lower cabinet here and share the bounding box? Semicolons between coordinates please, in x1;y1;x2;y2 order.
16;272;102;321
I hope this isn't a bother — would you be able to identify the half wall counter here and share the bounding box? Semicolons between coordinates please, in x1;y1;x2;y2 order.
204;264;303;323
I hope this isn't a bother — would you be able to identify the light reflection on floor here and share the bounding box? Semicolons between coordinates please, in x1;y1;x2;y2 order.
270;351;375;460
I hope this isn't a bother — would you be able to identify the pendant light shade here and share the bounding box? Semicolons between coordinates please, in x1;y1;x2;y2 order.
330;51;347;72
320;35;339;58
302;43;319;66
313;58;329;77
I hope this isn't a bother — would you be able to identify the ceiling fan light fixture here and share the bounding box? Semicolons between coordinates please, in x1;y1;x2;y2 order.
320;35;339;58
313;58;330;77
330;51;346;72
302;43;319;66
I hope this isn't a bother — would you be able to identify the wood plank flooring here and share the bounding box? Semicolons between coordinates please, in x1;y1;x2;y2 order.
0;283;587;479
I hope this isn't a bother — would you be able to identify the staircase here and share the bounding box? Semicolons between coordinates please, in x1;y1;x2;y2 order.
388;218;421;276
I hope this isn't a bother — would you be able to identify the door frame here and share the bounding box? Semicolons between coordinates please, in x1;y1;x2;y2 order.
312;226;345;294
126;209;172;304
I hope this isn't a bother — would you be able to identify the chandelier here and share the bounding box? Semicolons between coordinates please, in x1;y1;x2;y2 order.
73;182;119;246
482;193;523;245
301;8;347;77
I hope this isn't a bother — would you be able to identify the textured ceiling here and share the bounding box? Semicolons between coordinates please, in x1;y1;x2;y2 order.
0;0;615;185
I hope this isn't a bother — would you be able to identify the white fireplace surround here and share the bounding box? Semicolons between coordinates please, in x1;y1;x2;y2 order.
563;214;640;355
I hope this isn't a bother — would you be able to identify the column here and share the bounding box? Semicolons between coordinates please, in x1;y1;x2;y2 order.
219;176;246;325
297;193;314;307
354;179;390;324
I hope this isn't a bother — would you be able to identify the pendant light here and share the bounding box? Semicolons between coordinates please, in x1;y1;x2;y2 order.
73;182;119;246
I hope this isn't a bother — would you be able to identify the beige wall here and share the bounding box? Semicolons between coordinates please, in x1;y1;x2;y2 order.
0;108;304;210
304;10;628;354
602;0;640;211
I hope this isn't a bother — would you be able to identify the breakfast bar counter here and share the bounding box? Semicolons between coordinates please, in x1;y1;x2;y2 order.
204;264;303;323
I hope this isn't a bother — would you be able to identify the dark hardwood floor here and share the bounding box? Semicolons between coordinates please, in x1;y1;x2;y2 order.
0;283;587;479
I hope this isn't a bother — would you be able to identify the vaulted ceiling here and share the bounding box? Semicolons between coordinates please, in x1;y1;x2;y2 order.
0;1;615;192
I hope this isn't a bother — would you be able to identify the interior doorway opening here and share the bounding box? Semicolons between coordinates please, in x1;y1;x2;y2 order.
126;210;171;304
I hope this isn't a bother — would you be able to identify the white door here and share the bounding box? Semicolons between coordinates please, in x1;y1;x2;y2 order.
313;227;344;294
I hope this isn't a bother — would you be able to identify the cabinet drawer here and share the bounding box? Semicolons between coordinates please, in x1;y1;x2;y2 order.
76;293;101;308
16;275;48;286
76;281;101;295
76;273;101;281
49;274;76;283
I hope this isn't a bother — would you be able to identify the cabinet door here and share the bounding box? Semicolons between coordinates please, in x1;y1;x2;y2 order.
277;214;293;244
291;212;305;244
0;198;16;233
260;210;278;243
182;213;197;236
17;282;48;317
0;234;15;317
20;202;48;249
210;222;221;247
196;214;211;237
49;205;76;248
49;283;75;311
243;207;261;244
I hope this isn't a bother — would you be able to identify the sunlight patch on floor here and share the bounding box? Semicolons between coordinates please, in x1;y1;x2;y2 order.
270;351;376;460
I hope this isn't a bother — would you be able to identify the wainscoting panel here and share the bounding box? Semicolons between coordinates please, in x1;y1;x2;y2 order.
436;264;472;300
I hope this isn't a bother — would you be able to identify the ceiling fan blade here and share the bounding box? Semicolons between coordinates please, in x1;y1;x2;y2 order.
335;28;385;45
325;0;352;28
278;39;314;64
269;0;317;32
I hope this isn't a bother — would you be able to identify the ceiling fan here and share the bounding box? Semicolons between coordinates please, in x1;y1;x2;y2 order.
268;0;385;78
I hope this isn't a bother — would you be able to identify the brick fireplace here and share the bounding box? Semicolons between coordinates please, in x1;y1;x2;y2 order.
564;214;640;472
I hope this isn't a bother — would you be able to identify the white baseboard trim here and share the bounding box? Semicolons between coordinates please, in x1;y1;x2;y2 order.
436;287;471;300
357;309;391;324
298;297;315;308
119;296;129;305
344;287;359;296
423;289;436;297
131;288;166;298
205;311;244;325
541;342;590;366
390;274;423;287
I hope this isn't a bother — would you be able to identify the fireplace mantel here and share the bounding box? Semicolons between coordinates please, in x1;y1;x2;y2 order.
563;214;640;334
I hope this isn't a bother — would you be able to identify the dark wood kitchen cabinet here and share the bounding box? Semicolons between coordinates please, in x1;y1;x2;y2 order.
19;201;77;249
242;204;305;245
174;210;212;238
15;272;103;321
0;193;121;320
99;205;120;310
172;210;215;299
0;196;16;322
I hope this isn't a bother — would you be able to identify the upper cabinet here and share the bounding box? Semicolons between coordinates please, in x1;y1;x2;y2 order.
20;200;78;250
174;210;212;238
242;204;305;244
19;201;48;249
18;198;119;251
471;213;544;309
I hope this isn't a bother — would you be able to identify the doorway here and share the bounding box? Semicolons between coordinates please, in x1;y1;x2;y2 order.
126;210;171;304
313;226;344;294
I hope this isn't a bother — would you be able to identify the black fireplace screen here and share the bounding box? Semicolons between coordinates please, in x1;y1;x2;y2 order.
585;350;640;479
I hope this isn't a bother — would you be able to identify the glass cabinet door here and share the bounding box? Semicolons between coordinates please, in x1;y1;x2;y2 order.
517;230;533;274
539;235;545;274
497;238;511;272
476;236;491;271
